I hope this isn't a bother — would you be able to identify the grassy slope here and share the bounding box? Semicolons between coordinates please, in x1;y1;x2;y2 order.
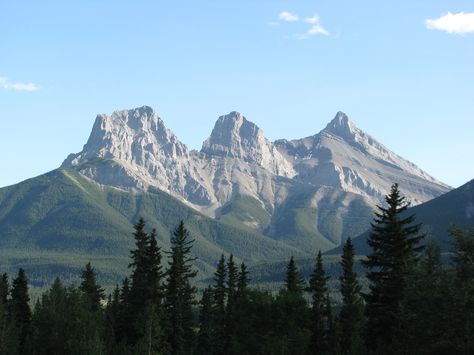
0;169;305;288
327;178;474;255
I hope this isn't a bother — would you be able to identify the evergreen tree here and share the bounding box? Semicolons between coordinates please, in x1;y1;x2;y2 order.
127;219;165;346
0;273;14;354
212;254;227;354
285;256;305;294
225;254;238;352
10;268;32;354
338;238;364;354
309;251;330;355
79;262;105;310
164;220;198;355
237;262;250;295
196;286;215;355
450;226;474;353
362;183;423;353
0;273;8;305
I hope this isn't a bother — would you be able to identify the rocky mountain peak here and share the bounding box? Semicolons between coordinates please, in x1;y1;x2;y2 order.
201;112;295;177
62;106;189;168
323;111;357;139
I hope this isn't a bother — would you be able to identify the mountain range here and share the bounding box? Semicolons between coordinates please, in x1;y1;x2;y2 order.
0;106;459;286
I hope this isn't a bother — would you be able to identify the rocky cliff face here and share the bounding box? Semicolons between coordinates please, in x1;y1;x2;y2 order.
62;106;450;221
274;111;450;206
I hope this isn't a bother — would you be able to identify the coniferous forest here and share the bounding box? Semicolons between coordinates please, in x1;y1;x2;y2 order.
0;184;473;355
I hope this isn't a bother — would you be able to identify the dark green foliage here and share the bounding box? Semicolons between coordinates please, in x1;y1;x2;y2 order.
309;251;331;355
195;286;215;355
363;183;423;353
79;262;105;310
237;262;250;294
338;238;364;354
212;254;227;354
164;221;198;355
10;268;32;354
31;279;105;355
285;256;305;294
450;226;474;353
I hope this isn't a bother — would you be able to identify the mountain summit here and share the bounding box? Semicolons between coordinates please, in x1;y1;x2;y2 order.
61;106;450;250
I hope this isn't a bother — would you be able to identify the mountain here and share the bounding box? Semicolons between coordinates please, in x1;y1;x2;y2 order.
274;111;449;207
0;169;304;288
0;106;452;287
327;178;474;255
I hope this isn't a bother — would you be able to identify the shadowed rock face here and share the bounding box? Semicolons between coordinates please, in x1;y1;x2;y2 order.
63;106;450;220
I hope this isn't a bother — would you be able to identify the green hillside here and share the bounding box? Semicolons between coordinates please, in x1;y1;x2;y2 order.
327;178;474;255
0;169;306;288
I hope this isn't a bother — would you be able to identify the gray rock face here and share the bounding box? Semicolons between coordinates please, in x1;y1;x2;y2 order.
274;111;450;206
63;106;450;220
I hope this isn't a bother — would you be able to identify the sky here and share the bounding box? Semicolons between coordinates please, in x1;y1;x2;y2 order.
1;0;473;188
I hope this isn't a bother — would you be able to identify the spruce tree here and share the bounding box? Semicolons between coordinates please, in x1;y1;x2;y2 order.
196;286;215;355
213;254;227;354
10;268;32;354
363;183;423;353
0;273;12;354
0;273;8;305
339;238;364;354
237;262;250;295
79;262;105;310
309;251;330;355
225;254;238;352
450;226;474;353
285;256;305;294
127;219;165;346
164;220;198;355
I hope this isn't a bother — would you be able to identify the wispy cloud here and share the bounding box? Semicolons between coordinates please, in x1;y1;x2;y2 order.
425;12;474;34
279;11;299;23
0;76;40;91
299;13;329;38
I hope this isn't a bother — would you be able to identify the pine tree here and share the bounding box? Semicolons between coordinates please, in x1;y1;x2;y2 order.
285;256;305;294
237;262;250;295
10;268;32;354
339;238;364;354
0;273;13;354
164;220;198;355
127;219;165;346
196;286;215;355
450;226;474;353
309;251;330;355
213;254;227;355
362;183;423;353
225;254;238;353
79;262;105;310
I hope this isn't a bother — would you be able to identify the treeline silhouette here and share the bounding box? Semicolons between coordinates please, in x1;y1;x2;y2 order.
0;184;473;354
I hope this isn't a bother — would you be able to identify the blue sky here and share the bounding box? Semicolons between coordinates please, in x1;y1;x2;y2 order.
1;1;473;188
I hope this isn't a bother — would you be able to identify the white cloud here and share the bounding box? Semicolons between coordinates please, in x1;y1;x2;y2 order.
425;12;474;34
279;11;299;22
305;14;320;25
299;14;329;38
0;76;40;91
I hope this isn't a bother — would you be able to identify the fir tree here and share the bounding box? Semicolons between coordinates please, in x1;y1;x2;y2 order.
127;219;165;346
79;262;105;310
309;251;330;355
362;183;423;353
339;238;364;354
285;256;305;294
237;262;250;295
0;273;8;305
213;254;227;354
10;268;32;354
450;226;474;353
164;220;198;355
225;254;238;352
196;286;215;355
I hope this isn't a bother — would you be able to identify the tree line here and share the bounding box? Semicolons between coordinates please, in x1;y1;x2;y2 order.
0;183;473;354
